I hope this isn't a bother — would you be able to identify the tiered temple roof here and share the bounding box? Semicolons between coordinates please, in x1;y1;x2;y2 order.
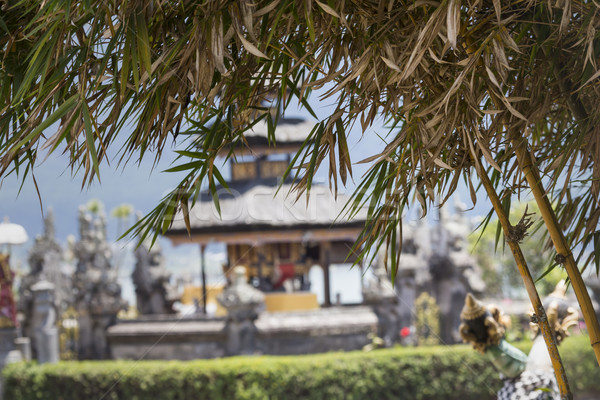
165;115;367;307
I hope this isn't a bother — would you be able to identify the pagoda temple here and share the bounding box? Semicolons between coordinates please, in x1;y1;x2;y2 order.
165;117;368;310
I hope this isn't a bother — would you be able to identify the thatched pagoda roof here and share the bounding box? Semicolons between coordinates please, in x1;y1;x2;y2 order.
224;117;316;156
165;179;367;245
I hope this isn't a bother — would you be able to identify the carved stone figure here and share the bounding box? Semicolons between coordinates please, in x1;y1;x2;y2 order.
217;266;265;355
18;210;71;357
132;241;178;315
389;200;486;344
433;201;486;343
72;207;126;359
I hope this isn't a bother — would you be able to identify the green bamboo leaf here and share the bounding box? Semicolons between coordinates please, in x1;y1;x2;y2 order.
13;27;56;102
306;9;315;43
120;25;131;97
212;165;229;189
136;12;152;76
209;180;221;216
129;22;140;89
82;102;101;180
175;150;207;159
163;160;205;173
305;122;325;192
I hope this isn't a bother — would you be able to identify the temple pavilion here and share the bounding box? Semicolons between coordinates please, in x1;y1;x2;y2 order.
165;117;368;311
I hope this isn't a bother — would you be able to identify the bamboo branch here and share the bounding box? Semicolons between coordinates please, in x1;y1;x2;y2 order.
511;135;600;368
476;163;572;399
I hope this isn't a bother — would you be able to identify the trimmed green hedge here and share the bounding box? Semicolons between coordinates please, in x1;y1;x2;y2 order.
3;335;598;400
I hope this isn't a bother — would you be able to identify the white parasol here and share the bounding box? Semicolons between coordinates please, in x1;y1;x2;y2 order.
0;217;29;246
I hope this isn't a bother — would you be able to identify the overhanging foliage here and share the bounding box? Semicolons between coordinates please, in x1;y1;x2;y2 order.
1;0;599;271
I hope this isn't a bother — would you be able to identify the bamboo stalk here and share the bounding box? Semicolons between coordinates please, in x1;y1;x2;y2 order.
476;164;572;399
511;135;600;368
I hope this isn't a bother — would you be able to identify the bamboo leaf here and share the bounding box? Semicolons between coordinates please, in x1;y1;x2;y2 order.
315;1;340;19
446;0;460;48
236;29;270;59
12;94;79;150
82;102;101;180
136;12;152;75
381;56;401;72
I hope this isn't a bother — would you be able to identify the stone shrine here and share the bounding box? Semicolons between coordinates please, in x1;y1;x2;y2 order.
394;200;485;344
132;240;178;315
165;116;368;312
217;266;265;355
72;207;126;359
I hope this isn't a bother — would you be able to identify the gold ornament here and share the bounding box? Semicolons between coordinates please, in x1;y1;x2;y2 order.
460;293;486;320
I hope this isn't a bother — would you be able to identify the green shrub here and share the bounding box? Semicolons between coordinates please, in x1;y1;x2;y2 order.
2;335;597;400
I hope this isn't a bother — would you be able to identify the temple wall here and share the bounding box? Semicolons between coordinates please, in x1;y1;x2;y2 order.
108;319;227;360
107;307;377;360
256;307;377;355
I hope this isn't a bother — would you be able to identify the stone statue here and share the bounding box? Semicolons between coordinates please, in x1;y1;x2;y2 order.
217;266;265;355
18;209;72;357
459;293;518;361
433;201;486;343
72;207;126;359
386;200;486;344
132;241;178;315
460;289;577;400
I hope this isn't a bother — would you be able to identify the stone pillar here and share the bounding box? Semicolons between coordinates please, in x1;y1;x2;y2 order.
31;281;59;364
14;337;31;362
322;243;331;307
217;266;265;356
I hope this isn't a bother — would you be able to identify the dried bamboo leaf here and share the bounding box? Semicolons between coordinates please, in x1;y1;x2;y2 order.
235;25;269;59
446;0;461;48
315;0;340;19
381;56;401;72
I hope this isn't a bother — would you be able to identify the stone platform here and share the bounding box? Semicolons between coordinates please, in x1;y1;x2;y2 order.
107;306;377;360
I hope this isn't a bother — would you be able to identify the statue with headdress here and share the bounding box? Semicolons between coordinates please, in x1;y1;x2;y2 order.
72;207;126;359
459;293;527;380
459;286;578;400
